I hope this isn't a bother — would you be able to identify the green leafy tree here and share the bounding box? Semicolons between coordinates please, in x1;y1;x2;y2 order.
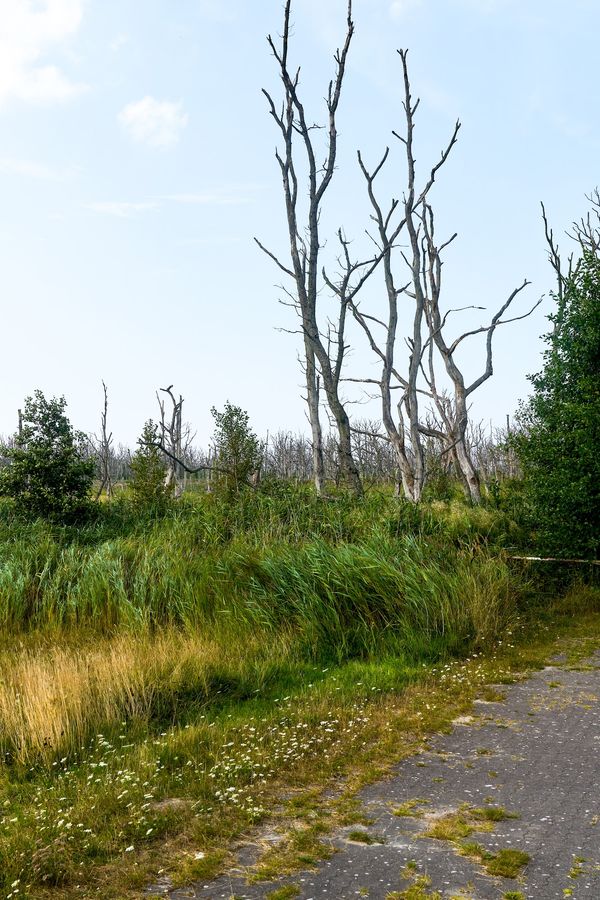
514;251;600;558
129;421;173;511
210;402;261;497
0;391;95;522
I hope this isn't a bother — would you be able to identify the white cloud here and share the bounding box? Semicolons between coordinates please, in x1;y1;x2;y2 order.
118;97;189;149
162;188;256;205
0;0;87;107
0;156;70;179
87;185;261;219
87;201;159;218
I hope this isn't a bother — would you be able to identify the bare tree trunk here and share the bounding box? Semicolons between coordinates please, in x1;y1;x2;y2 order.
305;342;325;494
94;381;113;501
157;385;184;497
349;50;459;502
419;203;537;503
452;403;482;503
327;390;362;495
257;0;363;496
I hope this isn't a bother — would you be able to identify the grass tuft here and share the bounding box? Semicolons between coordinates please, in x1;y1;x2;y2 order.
471;806;520;823
266;886;301;900
346;829;382;845
485;848;531;878
423;811;479;842
393;798;429;817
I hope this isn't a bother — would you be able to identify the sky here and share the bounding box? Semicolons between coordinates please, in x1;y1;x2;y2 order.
0;0;598;448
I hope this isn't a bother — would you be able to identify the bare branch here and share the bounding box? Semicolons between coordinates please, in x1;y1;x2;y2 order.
255;238;296;278
143;441;258;489
93;380;113;501
568;187;600;256
541;200;564;296
350;425;391;443
448;288;536;357
464;280;534;396
342;376;383;386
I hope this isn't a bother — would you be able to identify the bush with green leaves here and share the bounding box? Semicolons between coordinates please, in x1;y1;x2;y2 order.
210;402;261;497
129;420;173;512
513;251;600;558
0;391;94;522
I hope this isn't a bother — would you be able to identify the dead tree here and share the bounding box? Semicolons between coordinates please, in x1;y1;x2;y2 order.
349;50;538;503
113;442;131;484
570;187;600;256
157;385;184;496
347;49;460;501
541;202;567;305
419;201;537;502
156;385;198;495
542;189;599;332
265;430;312;481
93;381;113;500
468;418;520;483
350;418;398;484
256;0;363;496
149;441;258;491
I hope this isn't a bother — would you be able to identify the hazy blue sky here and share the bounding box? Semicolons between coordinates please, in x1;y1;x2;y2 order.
0;0;597;446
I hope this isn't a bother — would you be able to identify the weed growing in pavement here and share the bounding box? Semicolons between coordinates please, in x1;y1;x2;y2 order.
265;885;301;900
485;848;531;878
393;799;429;817
346;829;383;844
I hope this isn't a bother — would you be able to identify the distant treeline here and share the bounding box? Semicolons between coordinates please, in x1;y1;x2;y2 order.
43;418;516;492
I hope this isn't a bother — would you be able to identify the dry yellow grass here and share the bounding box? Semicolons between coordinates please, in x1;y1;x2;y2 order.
0;630;281;766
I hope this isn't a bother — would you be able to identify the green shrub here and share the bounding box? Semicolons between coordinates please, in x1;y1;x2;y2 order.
211;402;261;497
129;421;173;514
513;252;600;558
0;391;94;523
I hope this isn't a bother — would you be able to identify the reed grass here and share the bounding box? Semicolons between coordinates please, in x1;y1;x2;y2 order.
0;490;521;635
0;528;518;648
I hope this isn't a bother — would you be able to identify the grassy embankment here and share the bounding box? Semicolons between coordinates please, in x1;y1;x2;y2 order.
0;485;597;898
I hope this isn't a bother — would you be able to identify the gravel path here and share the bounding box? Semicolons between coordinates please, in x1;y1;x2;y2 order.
160;652;600;900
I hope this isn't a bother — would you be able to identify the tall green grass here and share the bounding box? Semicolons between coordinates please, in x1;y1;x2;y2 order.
0;489;521;658
0;480;526;550
220;535;516;656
